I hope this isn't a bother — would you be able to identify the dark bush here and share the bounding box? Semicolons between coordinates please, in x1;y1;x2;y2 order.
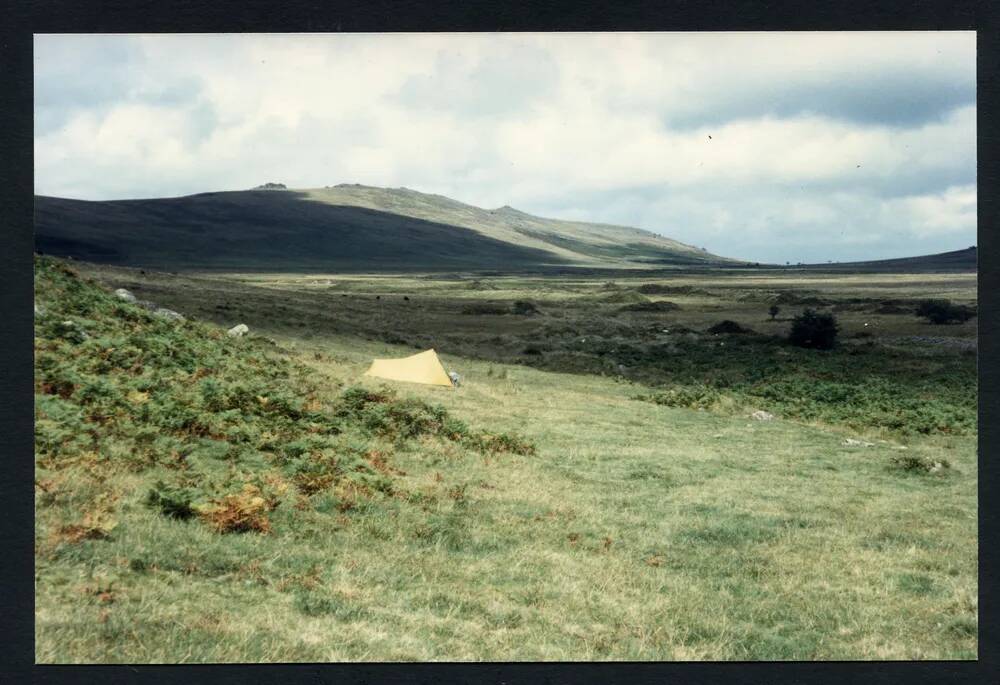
708;320;754;335
889;454;950;474
619;301;680;313
460;302;508;315
788;309;839;350
512;300;541;316
768;305;780;320
146;481;198;520
915;299;976;325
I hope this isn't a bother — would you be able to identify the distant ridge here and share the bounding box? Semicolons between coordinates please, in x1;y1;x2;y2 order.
34;184;737;272
799;246;976;272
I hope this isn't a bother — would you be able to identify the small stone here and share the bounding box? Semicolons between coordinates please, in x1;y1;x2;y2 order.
750;410;775;421
227;323;249;338
114;288;137;303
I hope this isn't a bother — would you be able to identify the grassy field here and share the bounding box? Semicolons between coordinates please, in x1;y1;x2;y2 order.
35;258;977;662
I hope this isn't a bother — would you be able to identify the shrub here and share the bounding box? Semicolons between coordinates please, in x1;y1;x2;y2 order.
619;301;680;313
512;300;541;316
198;484;274;534
460;303;508;315
707;320;754;335
889;454;950;475
768;305;780;320
788;309;839;350
146;481;198;520
915;299;976;325
640;385;720;410
462;431;536;456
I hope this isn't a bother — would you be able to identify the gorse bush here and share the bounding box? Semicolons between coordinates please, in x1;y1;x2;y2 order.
33;256;535;536
788;309;839;350
915;299;976;325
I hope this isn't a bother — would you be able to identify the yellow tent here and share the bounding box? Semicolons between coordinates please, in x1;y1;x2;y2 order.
363;349;454;387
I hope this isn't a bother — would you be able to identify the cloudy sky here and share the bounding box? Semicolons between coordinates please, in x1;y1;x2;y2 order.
34;32;976;264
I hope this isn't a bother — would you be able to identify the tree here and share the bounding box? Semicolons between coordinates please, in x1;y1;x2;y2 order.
768;305;780;320
915;299;976;325
788;309;839;350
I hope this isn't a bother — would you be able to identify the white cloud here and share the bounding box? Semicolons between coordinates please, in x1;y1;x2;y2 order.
33;32;976;262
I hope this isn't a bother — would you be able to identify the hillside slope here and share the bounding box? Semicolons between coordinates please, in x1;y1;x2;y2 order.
34;185;733;272
801;247;977;272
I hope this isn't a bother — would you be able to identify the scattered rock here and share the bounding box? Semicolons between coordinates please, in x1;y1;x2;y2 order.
114;288;137;303
227;323;250;338
750;410;774;421
135;299;159;312
34;303;44;317
154;308;185;322
59;320;89;341
843;438;875;447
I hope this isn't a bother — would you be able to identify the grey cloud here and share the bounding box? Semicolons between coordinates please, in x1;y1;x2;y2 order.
35;36;206;136
662;68;974;129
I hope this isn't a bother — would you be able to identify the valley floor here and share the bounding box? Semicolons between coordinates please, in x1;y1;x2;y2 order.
35;264;977;661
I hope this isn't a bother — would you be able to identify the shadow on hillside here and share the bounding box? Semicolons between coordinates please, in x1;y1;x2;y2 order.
34;190;571;273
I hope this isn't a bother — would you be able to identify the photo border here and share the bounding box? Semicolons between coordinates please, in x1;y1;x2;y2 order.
2;1;996;682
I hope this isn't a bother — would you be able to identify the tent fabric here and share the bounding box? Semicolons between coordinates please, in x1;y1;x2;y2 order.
364;349;454;387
